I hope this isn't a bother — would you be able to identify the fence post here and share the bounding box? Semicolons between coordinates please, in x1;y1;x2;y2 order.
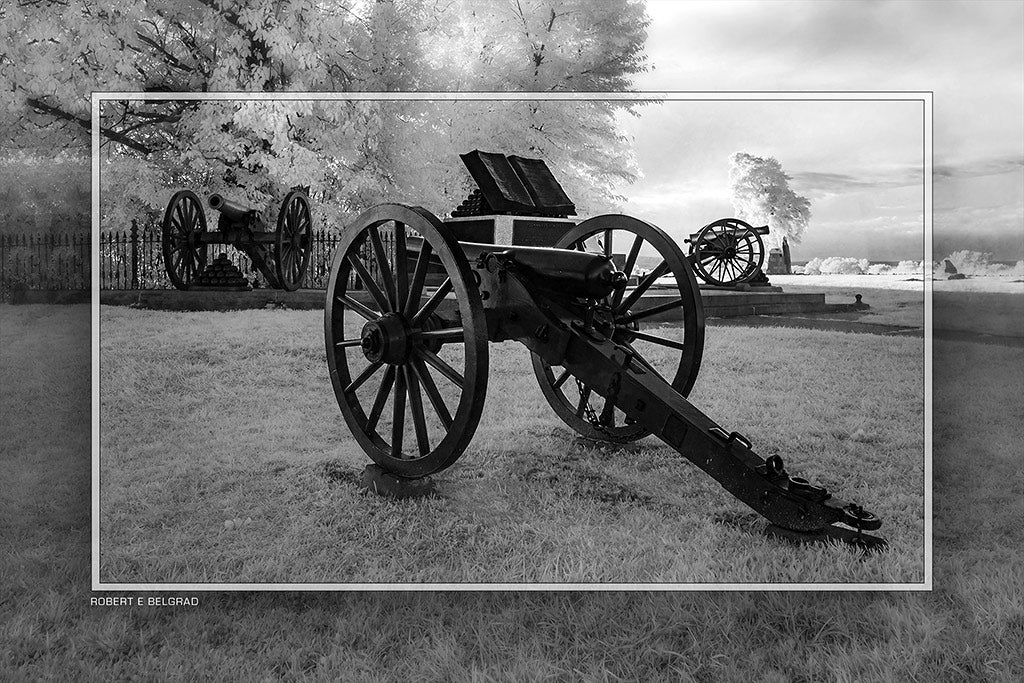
130;220;140;289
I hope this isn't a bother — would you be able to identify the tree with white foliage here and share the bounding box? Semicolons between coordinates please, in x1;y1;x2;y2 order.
2;0;650;233
728;152;811;248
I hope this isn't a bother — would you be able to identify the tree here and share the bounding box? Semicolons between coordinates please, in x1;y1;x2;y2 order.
3;0;651;232
728;152;812;247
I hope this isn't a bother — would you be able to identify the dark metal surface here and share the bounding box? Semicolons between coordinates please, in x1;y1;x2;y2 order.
458;150;576;217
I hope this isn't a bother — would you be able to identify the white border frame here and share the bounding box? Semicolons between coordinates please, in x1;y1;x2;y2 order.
92;91;933;592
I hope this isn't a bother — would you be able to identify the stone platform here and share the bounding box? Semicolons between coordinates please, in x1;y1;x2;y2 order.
97;285;860;318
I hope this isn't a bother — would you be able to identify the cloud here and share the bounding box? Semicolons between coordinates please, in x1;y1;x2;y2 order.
793;168;924;197
934;156;1024;181
791;153;1023;198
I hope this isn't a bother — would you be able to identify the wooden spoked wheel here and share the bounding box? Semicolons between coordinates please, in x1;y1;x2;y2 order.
325;204;489;478
531;215;705;443
689;218;764;287
162;190;208;290
275;190;313;291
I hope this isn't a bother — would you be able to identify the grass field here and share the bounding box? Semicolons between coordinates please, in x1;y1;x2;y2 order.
774;275;1024;337
2;302;1021;679
97;307;923;585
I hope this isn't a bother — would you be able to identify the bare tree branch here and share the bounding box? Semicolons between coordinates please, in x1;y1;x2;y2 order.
26;97;153;154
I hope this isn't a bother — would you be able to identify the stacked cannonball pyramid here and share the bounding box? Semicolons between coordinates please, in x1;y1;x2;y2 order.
191;253;251;290
450;189;494;217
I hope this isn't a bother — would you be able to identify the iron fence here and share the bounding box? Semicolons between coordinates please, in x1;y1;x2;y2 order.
1;232;91;293
0;221;396;296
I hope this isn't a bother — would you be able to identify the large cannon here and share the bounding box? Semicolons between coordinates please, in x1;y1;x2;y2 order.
161;188;313;291
322;153;886;548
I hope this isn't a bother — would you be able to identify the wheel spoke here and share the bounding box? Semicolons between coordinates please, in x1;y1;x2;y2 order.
334;338;363;348
603;229;613;257
617;297;686;324
404;241;433;318
391;368;407;458
367;226;396;309
414;327;465;344
366;365;396;431
411;278;453;327
404;366;430;457
630;329;689;352
575;386;592;418
339;294;381;321
346;361;383;394
394;222;408;311
552;368;570;390
617;260;669;313
415;346;464;388
411;357;452;429
612;233;644;308
347;253;391;313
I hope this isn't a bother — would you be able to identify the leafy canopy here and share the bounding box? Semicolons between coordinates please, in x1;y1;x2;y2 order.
728;152;812;247
1;0;650;232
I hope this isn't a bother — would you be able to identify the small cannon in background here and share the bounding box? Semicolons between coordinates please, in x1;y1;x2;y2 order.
161;189;313;291
685;218;770;287
323;151;886;548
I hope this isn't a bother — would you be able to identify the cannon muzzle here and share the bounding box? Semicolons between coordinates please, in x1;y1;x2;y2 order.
209;194;257;222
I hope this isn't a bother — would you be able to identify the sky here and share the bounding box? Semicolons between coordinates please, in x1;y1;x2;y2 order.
615;0;1024;261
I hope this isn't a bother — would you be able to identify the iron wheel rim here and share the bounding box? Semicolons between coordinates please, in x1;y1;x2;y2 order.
161;190;208;290
690;218;764;287
531;214;705;443
324;204;489;478
275;190;313;291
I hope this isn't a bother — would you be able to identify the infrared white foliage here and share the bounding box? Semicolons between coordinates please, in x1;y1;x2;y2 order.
728;152;812;249
2;0;650;232
940;250;1023;276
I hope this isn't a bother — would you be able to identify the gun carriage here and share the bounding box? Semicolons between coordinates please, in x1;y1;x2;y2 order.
161;189;313;291
323;152;885;547
685;218;770;287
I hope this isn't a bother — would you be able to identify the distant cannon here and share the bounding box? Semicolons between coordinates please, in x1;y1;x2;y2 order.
161;189;313;291
685;218;770;287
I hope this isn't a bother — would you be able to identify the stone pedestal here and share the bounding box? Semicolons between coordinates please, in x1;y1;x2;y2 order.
766;248;787;275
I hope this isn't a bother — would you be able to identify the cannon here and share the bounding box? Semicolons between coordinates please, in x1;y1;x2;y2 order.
161;188;313;291
323;154;885;548
685;218;770;287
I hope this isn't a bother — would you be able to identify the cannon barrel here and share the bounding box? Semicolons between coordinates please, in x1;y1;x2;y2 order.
462;243;627;300
208;194;256;222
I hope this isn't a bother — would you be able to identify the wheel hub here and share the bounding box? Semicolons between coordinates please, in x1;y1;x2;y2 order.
360;314;410;364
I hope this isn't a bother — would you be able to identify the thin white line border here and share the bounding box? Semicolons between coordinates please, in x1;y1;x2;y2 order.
91;90;933;593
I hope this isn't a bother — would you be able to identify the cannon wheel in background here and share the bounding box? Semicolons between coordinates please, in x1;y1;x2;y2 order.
324;204;489;478
161;190;209;290
688;218;765;287
274;190;313;291
531;214;705;443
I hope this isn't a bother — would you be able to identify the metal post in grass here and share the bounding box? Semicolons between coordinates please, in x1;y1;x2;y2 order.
130;220;140;290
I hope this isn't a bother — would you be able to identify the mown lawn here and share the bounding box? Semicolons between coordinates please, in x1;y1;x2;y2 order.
3;303;1020;680
94;306;923;586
